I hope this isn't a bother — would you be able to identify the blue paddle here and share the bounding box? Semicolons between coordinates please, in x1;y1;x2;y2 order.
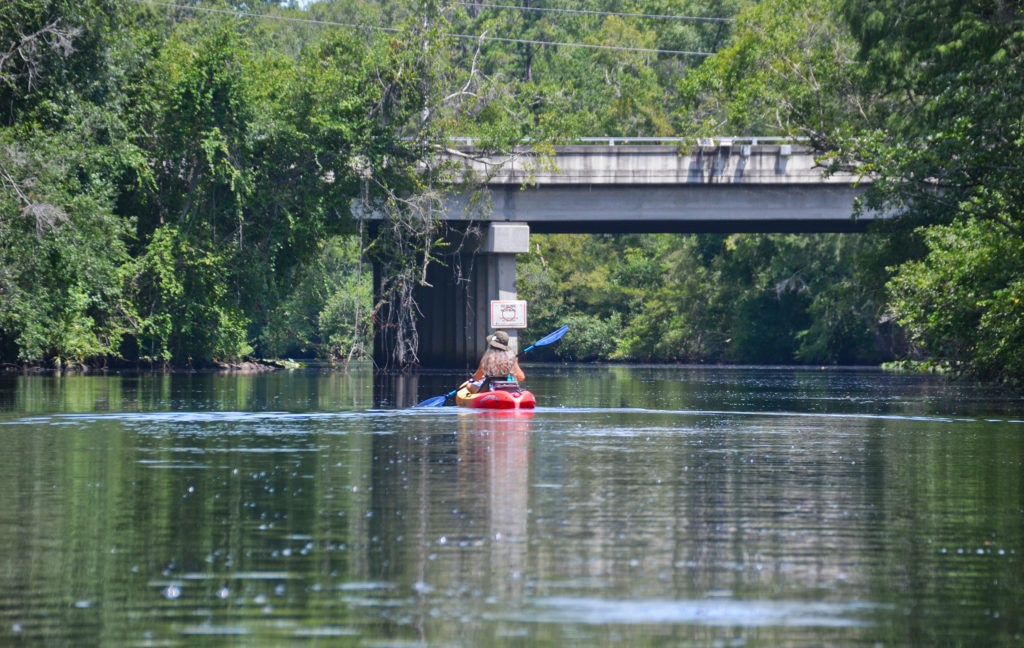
415;324;569;407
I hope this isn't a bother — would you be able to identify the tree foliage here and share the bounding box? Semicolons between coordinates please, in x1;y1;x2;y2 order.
835;1;1024;381
2;0;1023;380
675;0;865;139
0;0;132;366
0;129;131;365
518;231;898;366
1;0;548;368
887;218;1024;378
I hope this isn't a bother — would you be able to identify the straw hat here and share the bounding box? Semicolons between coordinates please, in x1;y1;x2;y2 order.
486;330;510;351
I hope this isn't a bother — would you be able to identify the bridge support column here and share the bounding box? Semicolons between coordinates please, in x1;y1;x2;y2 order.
373;223;530;370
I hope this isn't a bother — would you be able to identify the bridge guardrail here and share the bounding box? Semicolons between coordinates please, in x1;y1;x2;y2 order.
449;136;811;147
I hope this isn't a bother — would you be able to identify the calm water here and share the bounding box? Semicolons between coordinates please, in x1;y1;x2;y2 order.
0;365;1022;647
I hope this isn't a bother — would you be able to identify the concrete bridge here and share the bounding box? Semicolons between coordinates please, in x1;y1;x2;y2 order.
372;140;875;369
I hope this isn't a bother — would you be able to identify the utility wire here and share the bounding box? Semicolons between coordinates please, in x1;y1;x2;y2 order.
446;32;711;56
454;2;734;23
129;0;716;56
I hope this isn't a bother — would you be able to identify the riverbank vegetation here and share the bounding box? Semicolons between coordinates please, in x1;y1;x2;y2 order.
1;0;1022;382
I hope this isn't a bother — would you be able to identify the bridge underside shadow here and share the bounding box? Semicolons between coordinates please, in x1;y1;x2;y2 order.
370;216;870;371
530;219;870;234
467;184;873;234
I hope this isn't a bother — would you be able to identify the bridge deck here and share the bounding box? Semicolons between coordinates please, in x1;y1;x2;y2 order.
440;144;874;234
463;143;857;185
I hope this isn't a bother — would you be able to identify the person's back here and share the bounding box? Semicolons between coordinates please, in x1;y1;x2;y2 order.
466;330;525;392
480;347;516;379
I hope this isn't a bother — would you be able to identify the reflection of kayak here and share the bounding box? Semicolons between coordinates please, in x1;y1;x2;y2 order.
456;386;536;410
457;409;535;419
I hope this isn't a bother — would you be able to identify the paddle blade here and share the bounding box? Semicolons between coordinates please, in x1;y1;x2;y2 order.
533;324;569;347
415;395;448;407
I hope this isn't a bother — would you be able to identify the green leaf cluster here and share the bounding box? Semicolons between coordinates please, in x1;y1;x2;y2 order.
671;0;1024;381
675;0;865;139
888;219;1024;380
0;128;131;365
833;1;1024;381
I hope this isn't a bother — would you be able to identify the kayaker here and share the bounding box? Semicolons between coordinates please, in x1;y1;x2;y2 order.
462;330;525;394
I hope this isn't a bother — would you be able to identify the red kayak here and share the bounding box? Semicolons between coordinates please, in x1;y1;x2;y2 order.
456;385;536;409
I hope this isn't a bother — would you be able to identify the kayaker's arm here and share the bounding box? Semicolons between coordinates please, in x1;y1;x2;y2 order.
461;362;487;394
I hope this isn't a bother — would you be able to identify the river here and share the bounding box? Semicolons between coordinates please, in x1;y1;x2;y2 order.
0;365;1022;646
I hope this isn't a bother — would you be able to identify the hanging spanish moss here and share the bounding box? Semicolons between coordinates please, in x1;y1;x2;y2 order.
362;168;490;372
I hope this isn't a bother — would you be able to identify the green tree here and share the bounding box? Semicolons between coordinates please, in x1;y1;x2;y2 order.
840;0;1024;228
0;129;131;365
675;0;865;139
259;235;371;362
119;19;282;363
520;231;902;366
888;219;1024;379
0;0;118;127
839;0;1024;380
117;6;458;366
0;0;135;366
613;235;729;362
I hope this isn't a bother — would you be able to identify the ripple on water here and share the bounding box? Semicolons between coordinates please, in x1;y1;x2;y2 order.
508;596;884;628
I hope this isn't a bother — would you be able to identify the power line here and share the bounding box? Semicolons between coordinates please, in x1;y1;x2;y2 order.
454;2;734;23
128;0;715;56
446;32;712;56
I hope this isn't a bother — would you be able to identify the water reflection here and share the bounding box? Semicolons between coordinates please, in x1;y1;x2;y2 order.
0;367;379;415
0;367;1023;646
373;372;425;409
349;410;537;643
458;412;533;601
